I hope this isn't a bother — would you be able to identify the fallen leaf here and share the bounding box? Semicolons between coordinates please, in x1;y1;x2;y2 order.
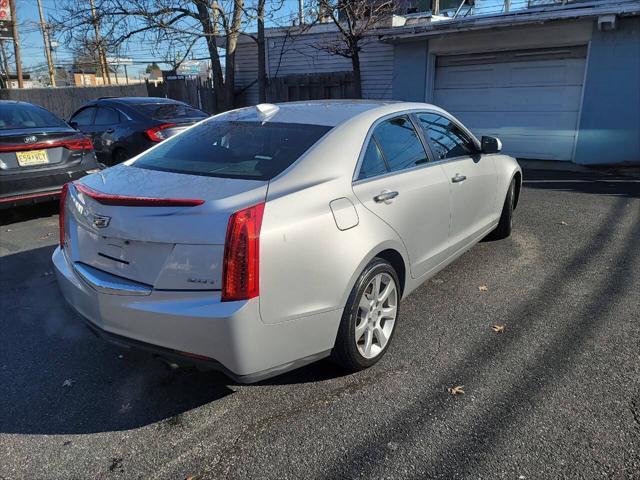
559;221;568;226
447;385;465;395
478;285;489;292
40;232;54;239
387;441;399;451
62;379;74;388
492;324;506;333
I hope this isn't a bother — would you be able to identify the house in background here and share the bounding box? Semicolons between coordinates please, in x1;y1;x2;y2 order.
234;0;640;165
5;73;34;89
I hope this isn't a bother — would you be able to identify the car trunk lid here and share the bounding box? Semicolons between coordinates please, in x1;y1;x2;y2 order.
0;127;90;172
64;164;267;290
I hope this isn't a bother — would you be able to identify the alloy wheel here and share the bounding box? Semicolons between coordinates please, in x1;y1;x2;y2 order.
355;272;398;359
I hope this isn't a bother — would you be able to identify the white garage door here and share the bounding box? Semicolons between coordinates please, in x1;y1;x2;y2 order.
433;46;587;161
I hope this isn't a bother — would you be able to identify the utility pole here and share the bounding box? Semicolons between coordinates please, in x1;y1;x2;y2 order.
8;0;23;88
298;0;304;25
89;0;110;85
257;0;266;103
36;0;55;87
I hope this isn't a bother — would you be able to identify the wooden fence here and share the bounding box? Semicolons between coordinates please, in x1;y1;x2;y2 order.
1;72;358;122
146;77;217;114
266;72;357;103
0;84;148;119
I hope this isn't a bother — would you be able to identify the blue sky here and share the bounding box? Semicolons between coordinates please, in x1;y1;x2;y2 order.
13;0;300;78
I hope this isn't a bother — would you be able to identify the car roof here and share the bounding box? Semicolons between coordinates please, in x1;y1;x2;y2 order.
98;97;187;105
220;100;446;127
0;100;43;107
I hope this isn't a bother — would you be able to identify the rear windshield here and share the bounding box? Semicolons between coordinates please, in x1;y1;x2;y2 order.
0;103;67;130
135;103;208;121
133;120;332;180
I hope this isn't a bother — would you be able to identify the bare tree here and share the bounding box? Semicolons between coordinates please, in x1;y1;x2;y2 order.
256;0;267;102
238;0;289;103
53;0;250;111
316;0;394;98
0;39;13;88
69;36;120;78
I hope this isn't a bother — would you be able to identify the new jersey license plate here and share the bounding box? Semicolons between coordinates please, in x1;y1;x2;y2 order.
16;150;49;166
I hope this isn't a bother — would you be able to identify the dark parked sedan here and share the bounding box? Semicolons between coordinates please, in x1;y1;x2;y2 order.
68;97;209;165
0;100;100;209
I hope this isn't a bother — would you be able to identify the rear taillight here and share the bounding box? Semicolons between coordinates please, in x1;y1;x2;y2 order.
145;123;176;142
59;183;69;248
221;203;265;302
63;137;94;151
0;137;94;152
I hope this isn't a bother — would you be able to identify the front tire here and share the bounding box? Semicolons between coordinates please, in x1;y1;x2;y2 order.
487;178;516;241
331;258;400;371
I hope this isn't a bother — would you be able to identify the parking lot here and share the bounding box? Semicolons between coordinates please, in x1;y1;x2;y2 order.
1;169;639;479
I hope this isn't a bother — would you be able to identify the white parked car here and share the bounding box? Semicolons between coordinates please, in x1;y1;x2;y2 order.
53;101;522;382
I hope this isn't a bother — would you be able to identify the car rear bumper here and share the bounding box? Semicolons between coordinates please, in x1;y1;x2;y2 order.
0;163;100;208
52;247;336;382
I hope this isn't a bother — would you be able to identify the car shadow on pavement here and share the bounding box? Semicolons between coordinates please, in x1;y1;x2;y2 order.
0;200;60;227
523;171;640;199
252;359;350;386
0;245;234;435
315;196;640;479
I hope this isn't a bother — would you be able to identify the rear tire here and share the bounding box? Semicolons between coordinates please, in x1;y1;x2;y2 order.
487;178;516;241
331;258;400;371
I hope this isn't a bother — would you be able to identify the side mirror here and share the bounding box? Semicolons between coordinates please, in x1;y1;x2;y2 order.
68;121;79;130
481;136;502;154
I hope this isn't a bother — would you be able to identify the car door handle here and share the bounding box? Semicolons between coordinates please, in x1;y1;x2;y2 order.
105;128;115;134
373;191;399;204
451;174;467;183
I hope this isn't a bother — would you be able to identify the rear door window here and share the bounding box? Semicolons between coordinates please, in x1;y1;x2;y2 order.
372;116;429;173
358;139;388;180
70;107;96;127
133;120;332;180
94;107;120;126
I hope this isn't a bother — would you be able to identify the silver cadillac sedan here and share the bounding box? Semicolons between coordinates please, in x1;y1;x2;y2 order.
53;100;522;383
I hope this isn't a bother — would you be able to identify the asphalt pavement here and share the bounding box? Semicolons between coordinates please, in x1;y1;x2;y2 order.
1;170;639;479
